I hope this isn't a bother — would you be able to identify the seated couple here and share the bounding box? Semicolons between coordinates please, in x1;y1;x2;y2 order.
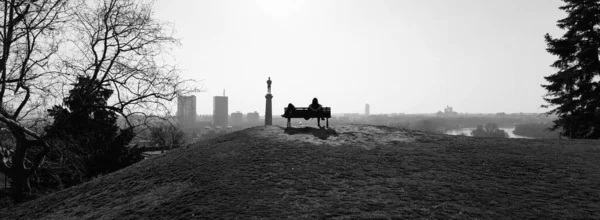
286;98;325;120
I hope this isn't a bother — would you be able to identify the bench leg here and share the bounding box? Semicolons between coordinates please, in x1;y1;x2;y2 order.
326;118;329;128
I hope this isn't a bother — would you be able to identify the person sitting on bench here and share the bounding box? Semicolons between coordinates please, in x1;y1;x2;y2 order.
307;98;325;121
285;103;295;116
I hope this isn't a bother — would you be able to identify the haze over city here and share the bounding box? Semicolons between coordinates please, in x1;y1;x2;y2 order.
154;0;566;115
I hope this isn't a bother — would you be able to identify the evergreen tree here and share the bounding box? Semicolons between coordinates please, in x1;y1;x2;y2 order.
36;77;143;189
542;0;600;139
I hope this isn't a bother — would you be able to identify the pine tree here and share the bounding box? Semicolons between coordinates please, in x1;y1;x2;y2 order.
36;77;143;189
542;0;600;139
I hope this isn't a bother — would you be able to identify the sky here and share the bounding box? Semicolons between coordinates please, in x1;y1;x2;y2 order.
153;0;567;115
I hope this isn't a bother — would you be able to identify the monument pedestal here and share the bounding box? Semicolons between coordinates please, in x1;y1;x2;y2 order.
265;94;273;126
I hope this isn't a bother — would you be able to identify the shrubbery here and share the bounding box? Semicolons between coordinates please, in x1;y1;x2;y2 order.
514;123;560;139
410;118;446;133
471;123;509;138
150;124;186;153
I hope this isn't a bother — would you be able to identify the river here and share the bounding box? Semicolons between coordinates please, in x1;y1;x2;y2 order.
444;127;533;139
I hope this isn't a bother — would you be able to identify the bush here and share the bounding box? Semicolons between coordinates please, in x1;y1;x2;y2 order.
513;123;560;139
149;124;186;152
471;123;509;138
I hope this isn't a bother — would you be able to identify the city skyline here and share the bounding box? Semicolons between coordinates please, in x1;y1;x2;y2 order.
181;92;546;116
154;0;566;115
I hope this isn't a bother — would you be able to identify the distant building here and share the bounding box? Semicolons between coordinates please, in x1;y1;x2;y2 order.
365;104;370;116
177;95;196;126
344;113;360;121
213;95;228;127
441;105;458;117
231;111;244;127
338;116;350;123
247;111;259;125
196;114;213;123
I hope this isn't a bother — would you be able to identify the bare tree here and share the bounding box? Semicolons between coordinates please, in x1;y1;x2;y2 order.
62;0;199;127
0;0;68;197
0;0;199;197
149;123;185;153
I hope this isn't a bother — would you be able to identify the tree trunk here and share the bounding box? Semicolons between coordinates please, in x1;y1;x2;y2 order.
10;136;29;199
8;131;47;200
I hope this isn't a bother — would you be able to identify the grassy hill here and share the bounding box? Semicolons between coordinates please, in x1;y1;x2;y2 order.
1;125;600;219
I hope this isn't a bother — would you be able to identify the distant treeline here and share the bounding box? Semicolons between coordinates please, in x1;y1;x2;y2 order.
513;123;560;139
382;115;554;134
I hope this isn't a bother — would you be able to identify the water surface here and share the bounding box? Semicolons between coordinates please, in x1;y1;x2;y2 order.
445;127;533;139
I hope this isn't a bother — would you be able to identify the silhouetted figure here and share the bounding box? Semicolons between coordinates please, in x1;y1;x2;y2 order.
285;103;295;127
286;103;295;114
308;98;326;127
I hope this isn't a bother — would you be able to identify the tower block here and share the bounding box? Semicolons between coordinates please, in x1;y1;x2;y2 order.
265;77;273;126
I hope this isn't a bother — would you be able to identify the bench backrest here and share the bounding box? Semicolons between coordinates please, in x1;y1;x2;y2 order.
283;107;331;118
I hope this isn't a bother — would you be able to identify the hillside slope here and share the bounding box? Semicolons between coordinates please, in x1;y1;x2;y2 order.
2;125;600;219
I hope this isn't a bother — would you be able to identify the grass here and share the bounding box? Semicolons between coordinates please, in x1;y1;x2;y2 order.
1;125;599;219
0;172;6;189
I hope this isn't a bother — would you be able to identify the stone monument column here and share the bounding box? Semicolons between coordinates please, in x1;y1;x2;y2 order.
265;77;273;126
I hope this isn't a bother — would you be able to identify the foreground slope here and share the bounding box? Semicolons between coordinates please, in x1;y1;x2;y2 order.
2;125;600;219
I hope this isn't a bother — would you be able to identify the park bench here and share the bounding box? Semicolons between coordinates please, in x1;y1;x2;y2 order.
282;107;331;128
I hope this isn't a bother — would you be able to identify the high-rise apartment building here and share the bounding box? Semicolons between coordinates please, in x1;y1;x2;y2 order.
365;104;370;116
213;95;228;127
177;95;196;126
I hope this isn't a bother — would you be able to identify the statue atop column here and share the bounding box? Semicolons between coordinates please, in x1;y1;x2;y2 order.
267;77;272;94
265;77;273;125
